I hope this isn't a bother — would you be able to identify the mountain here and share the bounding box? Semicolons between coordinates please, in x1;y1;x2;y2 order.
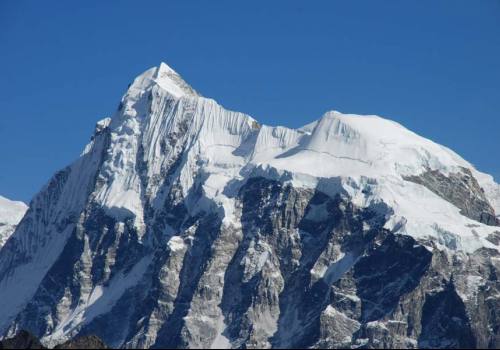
0;62;499;348
0;196;27;248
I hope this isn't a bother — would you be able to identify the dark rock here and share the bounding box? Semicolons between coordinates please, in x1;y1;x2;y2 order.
0;332;108;350
54;335;107;349
418;282;476;348
0;330;45;349
486;231;500;246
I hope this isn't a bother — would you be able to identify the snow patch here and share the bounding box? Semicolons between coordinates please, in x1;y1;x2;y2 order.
167;236;186;252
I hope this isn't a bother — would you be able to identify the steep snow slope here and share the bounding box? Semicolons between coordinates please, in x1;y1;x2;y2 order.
0;196;27;248
0;63;499;349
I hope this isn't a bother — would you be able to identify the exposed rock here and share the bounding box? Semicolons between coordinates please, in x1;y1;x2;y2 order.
54;335;107;349
486;231;500;245
404;167;499;226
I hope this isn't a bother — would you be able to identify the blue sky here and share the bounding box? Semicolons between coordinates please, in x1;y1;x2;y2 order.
1;1;499;202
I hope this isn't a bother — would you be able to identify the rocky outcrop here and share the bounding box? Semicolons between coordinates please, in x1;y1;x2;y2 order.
404;167;499;226
54;335;107;349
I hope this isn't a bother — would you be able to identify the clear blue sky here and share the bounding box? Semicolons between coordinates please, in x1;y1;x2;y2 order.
1;1;499;203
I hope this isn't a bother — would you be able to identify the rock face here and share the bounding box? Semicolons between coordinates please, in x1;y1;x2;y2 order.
0;196;27;249
54;335;107;349
0;62;499;349
404;167;500;226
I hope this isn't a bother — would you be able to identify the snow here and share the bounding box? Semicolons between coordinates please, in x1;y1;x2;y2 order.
457;275;484;301
0;196;27;248
258;111;470;179
154;62;199;98
322;252;358;286
0;196;27;225
167;236;186;252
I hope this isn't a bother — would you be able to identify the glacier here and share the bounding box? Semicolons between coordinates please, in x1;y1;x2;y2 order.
0;62;499;348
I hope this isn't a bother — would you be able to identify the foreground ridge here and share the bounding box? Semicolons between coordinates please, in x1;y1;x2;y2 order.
0;330;107;349
0;63;499;349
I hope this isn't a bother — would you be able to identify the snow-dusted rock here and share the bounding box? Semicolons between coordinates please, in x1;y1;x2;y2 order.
0;63;499;348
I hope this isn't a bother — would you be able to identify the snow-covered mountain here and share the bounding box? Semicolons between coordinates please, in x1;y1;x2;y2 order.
0;62;499;348
0;196;27;248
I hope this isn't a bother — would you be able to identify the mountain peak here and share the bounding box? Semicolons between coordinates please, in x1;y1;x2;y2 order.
152;62;199;98
125;62;199;100
156;61;176;75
